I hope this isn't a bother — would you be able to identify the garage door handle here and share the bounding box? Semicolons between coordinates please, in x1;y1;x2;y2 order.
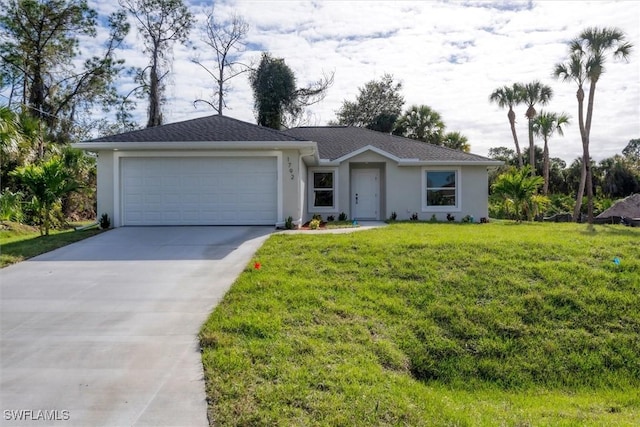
355;193;358;204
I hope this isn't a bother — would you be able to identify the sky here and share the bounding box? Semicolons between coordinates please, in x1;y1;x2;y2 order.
86;0;639;163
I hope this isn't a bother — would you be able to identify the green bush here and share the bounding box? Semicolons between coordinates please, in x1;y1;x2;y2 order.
0;190;24;222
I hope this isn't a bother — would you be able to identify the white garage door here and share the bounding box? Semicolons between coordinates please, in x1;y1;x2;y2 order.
121;157;278;226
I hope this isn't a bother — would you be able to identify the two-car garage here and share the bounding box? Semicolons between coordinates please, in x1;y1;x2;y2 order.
120;156;278;226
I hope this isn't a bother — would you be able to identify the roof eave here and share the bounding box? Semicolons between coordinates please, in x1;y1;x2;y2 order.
72;140;317;151
397;160;504;167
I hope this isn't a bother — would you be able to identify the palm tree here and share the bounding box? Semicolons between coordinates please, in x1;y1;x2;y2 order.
532;111;570;195
554;27;633;224
442;131;470;152
489;83;524;167
492;166;545;222
10;156;79;235
393;105;444;145
521;81;553;175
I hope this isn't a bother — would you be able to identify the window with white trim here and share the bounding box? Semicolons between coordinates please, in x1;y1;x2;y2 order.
312;170;335;209
423;169;459;210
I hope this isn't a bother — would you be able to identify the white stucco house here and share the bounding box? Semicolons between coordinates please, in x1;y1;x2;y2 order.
74;115;501;227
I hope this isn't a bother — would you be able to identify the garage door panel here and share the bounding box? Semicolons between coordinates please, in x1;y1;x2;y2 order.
121;157;277;226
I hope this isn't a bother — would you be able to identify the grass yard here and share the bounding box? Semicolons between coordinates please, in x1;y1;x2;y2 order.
0;221;102;267
200;222;640;426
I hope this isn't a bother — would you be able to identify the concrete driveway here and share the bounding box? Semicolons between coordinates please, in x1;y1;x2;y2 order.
0;226;273;427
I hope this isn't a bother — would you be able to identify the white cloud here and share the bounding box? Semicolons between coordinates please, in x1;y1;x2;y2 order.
78;0;640;162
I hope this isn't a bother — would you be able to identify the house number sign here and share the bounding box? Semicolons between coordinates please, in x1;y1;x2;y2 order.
287;156;294;180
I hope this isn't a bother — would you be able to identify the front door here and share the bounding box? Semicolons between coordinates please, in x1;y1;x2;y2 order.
352;169;380;220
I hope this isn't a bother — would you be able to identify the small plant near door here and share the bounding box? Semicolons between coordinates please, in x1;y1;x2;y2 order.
410;212;419;221
338;212;348;221
99;213;111;229
389;211;397;221
284;216;295;230
327;215;335;222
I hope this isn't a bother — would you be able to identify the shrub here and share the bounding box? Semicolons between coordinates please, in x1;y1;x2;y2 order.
99;213;111;229
338;212;348;221
312;213;322;221
284;216;294;229
389;211;397;221
309;218;321;229
0;190;24;222
327;215;335;222
410;212;418;220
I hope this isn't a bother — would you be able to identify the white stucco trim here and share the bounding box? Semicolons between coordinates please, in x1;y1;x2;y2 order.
400;160;503;167
308;167;339;213
421;166;462;213
112;150;283;227
74;140;316;152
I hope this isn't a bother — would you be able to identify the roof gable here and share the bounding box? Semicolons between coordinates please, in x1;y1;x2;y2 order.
284;126;499;164
88;115;305;143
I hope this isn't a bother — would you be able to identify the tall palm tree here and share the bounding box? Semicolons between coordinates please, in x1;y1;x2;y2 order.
532;111;570;195
521;81;553;175
554;26;633;224
393;105;445;145
489;84;524;167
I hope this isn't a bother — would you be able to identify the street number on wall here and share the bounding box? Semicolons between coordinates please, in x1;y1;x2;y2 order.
287;156;294;180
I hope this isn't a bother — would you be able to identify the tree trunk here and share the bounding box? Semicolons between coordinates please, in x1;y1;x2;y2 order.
543;138;550;195
584;80;598;225
147;51;162;128
508;108;523;167
573;162;586;220
217;66;224;115
573;86;587;222
528;118;535;175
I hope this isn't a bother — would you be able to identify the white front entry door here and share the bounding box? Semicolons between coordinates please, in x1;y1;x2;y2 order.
352;168;380;220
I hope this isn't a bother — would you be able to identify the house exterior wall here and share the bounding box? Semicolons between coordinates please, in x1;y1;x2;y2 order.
387;164;490;221
281;150;303;226
93;149;304;227
305;149;491;223
96;150;115;224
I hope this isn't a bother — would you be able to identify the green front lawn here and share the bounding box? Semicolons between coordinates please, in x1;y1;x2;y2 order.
200;222;640;426
0;221;102;267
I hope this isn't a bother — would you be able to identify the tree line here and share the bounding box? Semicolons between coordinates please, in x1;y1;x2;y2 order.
488;27;635;224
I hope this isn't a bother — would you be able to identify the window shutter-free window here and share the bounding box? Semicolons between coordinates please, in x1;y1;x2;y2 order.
424;170;458;208
313;171;334;208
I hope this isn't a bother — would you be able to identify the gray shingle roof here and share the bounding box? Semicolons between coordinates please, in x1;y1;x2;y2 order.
88;115;306;143
284;126;495;162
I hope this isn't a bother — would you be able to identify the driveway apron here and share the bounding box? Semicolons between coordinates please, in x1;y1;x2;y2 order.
0;226;272;427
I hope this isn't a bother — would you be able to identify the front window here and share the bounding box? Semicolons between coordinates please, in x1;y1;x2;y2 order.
424;169;458;209
313;171;334;208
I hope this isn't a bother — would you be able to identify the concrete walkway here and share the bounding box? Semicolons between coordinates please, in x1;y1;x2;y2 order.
0;226;272;427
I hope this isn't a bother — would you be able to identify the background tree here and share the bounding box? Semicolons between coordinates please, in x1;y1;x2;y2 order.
0;0;130;142
532;110;570;195
120;0;194;128
489;83;524;167
521;81;553;175
335;74;404;132
442;131;471;152
597;155;640;198
192;7;250;115
554;26;633;223
622;138;640;163
249;52;333;129
392;105;444;144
